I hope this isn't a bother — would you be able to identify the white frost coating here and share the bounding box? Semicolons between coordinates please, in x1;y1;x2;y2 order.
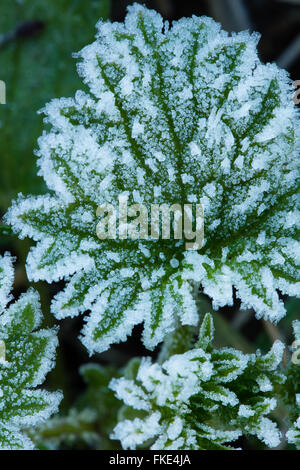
80;287;145;355
293;321;300;341
4;3;300;354
257;375;273;392
260;340;285;370
287;420;300;447
109;377;150;411
0;253;62;450
26;237;94;283
111;412;162;450
238;405;255;418
167;417;183;440
0;253;14;313
254;417;281;448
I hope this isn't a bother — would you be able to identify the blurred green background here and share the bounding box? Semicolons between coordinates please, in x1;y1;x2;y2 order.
0;0;110;209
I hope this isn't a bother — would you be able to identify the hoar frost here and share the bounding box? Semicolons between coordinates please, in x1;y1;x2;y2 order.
0;253;62;450
110;314;285;450
5;4;300;354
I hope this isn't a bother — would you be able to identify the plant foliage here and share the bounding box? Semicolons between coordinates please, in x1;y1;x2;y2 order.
110;314;285;450
0;253;61;449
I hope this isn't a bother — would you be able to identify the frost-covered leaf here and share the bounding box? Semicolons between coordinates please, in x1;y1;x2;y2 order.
196;312;214;351
285;321;300;449
5;4;300;354
110;313;285;450
0;253;62;450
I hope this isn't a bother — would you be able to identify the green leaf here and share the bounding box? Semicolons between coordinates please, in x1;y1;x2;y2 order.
5;5;300;354
197;312;214;351
0;253;61;450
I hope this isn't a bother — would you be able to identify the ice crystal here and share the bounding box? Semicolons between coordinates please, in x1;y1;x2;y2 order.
110;313;285;450
0;253;62;450
5;4;300;354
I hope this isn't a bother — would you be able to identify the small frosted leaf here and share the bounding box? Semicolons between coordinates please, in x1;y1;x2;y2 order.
196;312;214;351
110;314;284;450
0;254;62;450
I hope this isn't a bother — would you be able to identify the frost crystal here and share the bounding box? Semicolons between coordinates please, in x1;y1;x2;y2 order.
0;253;62;450
110;314;285;450
5;4;300;354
